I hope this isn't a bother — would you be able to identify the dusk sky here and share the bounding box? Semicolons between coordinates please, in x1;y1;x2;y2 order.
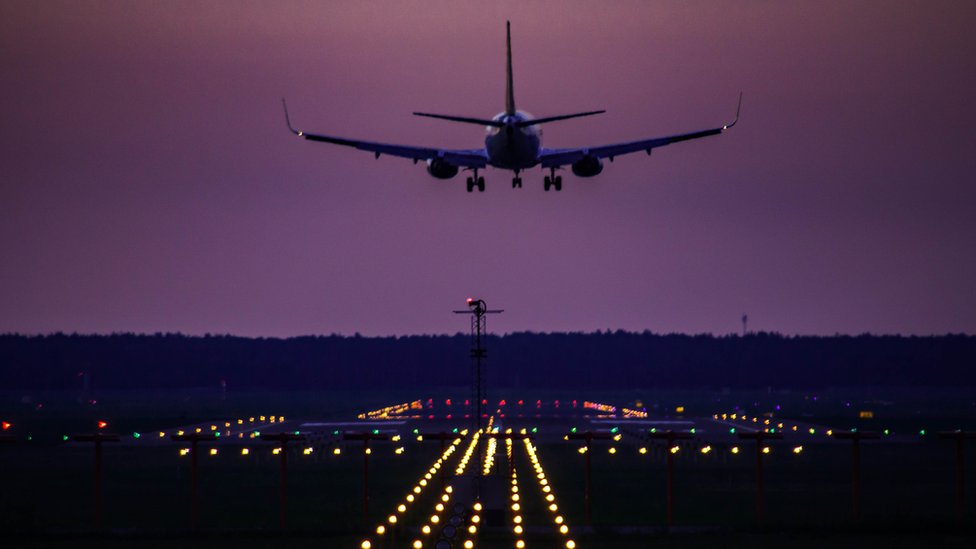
2;1;975;337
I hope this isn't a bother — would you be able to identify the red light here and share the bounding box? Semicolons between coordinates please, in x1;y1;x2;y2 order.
446;399;452;406
466;298;474;303
518;400;524;406
481;399;487;405
499;399;507;406
1;422;10;430
97;421;108;429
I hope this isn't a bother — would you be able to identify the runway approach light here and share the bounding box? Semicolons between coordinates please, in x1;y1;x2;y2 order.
97;421;108;429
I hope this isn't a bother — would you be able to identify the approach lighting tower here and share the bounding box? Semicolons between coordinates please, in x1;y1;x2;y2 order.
454;298;503;434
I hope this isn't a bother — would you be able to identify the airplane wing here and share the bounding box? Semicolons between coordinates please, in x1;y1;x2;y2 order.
282;100;488;168
539;94;741;168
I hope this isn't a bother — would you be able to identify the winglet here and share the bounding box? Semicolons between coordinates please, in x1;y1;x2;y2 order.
281;98;303;136
505;21;516;116
723;92;742;130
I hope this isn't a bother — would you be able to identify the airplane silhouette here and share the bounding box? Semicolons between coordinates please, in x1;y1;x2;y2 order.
283;22;740;192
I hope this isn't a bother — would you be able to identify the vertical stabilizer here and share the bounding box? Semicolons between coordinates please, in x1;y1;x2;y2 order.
505;21;516;115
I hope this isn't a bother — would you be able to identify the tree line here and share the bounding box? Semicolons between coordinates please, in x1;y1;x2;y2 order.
0;331;973;391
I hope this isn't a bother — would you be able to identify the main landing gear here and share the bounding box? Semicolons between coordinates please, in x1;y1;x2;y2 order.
466;169;485;192
543;167;563;191
512;169;523;189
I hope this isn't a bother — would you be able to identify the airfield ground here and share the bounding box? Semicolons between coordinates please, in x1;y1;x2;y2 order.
2;389;976;547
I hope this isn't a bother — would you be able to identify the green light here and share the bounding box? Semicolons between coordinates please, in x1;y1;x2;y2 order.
883;429;890;436
729;428;736;434
215;432;220;437
690;428;696;434
27;435;32;441
570;427;577;433
254;431;261;436
650;428;657;433
413;428;419;434
610;427;619;433
62;435;69;441
452;428;458;433
295;431;301;435
531;427;538;434
372;429;379;435
133;432;141;439
333;430;340;436
769;428;775;433
920;429;926;436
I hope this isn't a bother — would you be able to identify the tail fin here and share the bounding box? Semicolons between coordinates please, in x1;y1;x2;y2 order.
505;21;516;115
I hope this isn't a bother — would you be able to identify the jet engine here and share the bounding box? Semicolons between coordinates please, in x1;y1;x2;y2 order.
426;158;459;179
571;155;603;177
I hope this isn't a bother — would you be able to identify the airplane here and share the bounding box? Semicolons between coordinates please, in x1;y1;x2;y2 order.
282;21;740;193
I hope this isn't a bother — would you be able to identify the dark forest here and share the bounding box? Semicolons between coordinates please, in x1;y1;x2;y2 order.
2;332;974;391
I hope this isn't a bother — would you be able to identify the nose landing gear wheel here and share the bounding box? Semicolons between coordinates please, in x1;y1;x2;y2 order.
512;177;522;189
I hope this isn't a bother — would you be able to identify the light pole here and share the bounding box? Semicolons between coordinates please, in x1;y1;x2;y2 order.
71;431;120;529
171;432;218;529
453;298;503;435
937;431;976;521
833;430;880;521
647;430;694;529
260;432;307;529
737;431;783;525
566;430;613;526
344;431;390;528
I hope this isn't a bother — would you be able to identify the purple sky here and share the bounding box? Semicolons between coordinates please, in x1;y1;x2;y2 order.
2;1;975;337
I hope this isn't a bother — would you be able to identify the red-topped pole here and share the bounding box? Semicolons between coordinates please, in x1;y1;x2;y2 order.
71;431;120;529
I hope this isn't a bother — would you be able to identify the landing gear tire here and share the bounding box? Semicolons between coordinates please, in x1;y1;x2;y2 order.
466;177;475;193
554;175;563;191
512;177;522;189
477;176;485;192
544;176;552;192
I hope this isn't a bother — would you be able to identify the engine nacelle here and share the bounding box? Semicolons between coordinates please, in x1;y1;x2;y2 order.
571;155;603;177
426;158;459;179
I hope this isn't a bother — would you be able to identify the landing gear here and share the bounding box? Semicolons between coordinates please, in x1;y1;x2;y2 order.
543;168;563;191
466;169;485;192
512;170;522;189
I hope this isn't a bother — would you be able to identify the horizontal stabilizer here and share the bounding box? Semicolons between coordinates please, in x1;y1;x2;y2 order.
515;110;605;127
413;112;505;127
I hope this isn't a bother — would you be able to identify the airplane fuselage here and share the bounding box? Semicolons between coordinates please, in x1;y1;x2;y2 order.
485;111;541;171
